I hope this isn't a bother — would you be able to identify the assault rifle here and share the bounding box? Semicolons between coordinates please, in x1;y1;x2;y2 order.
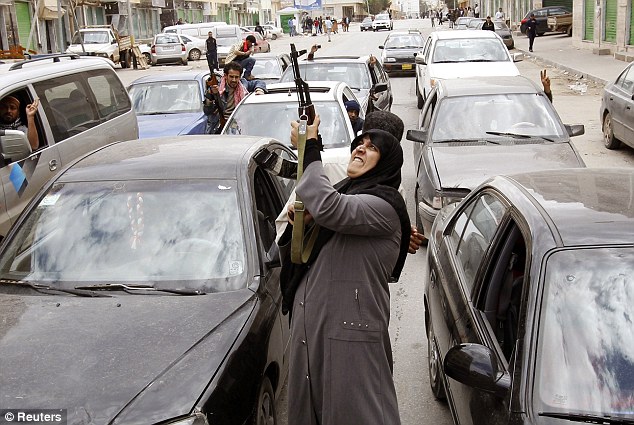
205;70;226;132
289;43;318;264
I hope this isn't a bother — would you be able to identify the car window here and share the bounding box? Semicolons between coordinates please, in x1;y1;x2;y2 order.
253;58;282;77
615;65;634;93
128;80;201;115
455;193;506;291
385;35;424;48
86;72;132;121
155;34;180;44
181;35;191;43
449;198;477;250
254;167;283;253
181;28;199;36
535;9;547;17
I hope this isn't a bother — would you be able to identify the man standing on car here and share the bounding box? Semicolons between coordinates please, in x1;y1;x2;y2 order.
225;35;257;80
205;31;218;72
526;13;537;52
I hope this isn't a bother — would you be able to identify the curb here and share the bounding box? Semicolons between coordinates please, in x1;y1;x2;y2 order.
515;47;609;86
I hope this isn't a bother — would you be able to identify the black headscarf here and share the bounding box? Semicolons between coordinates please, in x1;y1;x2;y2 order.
279;129;411;316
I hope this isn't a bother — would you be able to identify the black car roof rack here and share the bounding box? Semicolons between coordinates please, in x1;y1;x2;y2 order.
9;53;82;71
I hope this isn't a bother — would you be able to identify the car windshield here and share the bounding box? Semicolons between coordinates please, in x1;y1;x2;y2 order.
223;101;350;148
535;248;634;418
362;17;372;23
0;181;247;293
128;81;202;114
385;34;424;48
432;94;567;141
432;38;509;63
73;31;109;44
280;63;371;90
252;58;282;78
467;19;485;29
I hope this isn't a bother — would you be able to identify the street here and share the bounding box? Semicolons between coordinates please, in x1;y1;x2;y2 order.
117;19;634;424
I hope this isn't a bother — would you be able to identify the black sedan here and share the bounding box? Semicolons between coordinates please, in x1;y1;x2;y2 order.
425;168;634;424
379;30;425;75
407;76;585;240
0;136;295;425
600;60;634;151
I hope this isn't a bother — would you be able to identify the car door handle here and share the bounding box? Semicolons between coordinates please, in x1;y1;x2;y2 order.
49;159;58;171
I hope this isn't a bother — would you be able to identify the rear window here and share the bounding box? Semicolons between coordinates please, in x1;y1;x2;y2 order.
155;34;181;44
376;14;390;20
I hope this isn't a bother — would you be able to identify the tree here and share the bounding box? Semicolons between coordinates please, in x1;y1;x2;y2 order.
368;0;391;15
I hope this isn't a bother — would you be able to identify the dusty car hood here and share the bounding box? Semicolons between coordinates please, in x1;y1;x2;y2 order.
432;142;584;189
0;289;256;424
137;112;204;138
428;61;519;79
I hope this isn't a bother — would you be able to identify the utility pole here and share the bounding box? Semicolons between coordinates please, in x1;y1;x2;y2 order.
126;0;134;41
57;0;64;53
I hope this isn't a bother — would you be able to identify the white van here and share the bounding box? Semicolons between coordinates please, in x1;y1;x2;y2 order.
0;54;138;238
213;25;243;66
163;22;227;38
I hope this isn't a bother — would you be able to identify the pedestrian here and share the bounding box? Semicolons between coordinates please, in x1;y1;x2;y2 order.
474;3;480;18
324;16;333;42
467;7;474;17
332;17;338;34
430;11;435;26
314;17;319;35
224;34;257;80
203;61;265;134
176;17;185;25
437;10;443;25
482;16;495;31
281;114;409;425
292;17;298;36
526;13;537;52
0;95;39;150
345;16;350;31
254;21;265;37
205;31;218;73
288;17;294;37
495;7;505;20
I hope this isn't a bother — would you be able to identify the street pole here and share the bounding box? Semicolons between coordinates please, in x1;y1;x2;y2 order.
126;0;134;40
57;0;64;53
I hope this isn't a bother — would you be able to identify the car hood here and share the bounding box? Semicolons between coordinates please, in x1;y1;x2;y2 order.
137;112;204;138
432;142;584;189
0;289;256;424
429;62;519;79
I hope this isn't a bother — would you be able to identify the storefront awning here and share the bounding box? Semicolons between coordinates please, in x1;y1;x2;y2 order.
39;0;66;20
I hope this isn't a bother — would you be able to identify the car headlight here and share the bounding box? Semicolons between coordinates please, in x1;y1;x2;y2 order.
167;413;209;425
385;57;396;62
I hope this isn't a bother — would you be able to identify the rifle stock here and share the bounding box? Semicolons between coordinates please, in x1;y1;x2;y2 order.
208;71;227;129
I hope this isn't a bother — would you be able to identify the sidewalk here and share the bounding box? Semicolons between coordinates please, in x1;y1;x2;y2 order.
512;32;630;85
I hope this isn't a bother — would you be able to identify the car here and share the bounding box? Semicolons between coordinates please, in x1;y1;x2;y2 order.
127;70;210;138
379;30;425;75
455;16;474;29
0;135;294;425
407;76;586;240
242;31;271;53
150;33;188;66
163;21;227;38
214;24;243;66
222;81;363;151
372;13;393;31
424;167;634;425
251;52;292;84
360;16;373;31
179;33;207;61
241;25;269;39
415;30;522;109
0;54;138;238
476;19;515;49
263;24;284;39
465;17;485;29
280;55;392;112
600;61;634;151
520;6;571;35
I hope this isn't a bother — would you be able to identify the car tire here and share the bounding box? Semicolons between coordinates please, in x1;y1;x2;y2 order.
189;48;201;61
416;80;424;109
251;376;276;425
603;112;621;150
427;324;446;401
181;58;188;66
143;52;151;64
272;34;278;40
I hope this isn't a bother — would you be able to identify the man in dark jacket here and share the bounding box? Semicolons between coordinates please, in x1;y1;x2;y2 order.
526;13;537;52
205;31;218;73
482;16;495;31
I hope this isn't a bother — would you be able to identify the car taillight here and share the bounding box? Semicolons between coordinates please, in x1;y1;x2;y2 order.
182;44;186;52
521;18;528;24
151;45;156;53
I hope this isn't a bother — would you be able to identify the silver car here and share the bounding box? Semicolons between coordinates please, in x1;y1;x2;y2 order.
476;20;515;49
150;33;188;66
601;61;634;151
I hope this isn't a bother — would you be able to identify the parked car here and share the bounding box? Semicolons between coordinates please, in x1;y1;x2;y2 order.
466;17;485;29
0;54;138;238
520;6;571;35
0;135;294;425
127;70;209;138
379;30;425;75
251;52;292;84
222;81;363;150
601;61;634;151
163;21;227;38
242;25;269;39
263;24;284;39
415;30;521;109
179;34;207;61
455;16;474;29
407;76;585;239
424;167;634;424
241;31;271;53
280;55;392;112
150;33;188;66
214;25;243;66
372;13;393;31
475;20;515;49
360;16;374;31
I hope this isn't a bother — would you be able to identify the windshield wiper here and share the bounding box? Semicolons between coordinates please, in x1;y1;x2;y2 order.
540;412;634;424
486;131;557;143
74;283;205;296
1;279;111;297
436;138;500;145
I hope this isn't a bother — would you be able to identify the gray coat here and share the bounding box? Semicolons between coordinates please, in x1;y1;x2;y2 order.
282;162;402;425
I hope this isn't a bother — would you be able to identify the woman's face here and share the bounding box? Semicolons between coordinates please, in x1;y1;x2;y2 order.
347;135;381;178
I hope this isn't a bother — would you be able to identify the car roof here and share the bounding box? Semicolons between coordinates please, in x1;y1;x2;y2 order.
58;136;279;182
431;30;499;40
298;55;370;64
437;76;540;97
128;70;209;85
502;168;634;246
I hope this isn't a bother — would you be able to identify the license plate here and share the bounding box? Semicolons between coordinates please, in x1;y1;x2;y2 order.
402;64;412;70
161;46;175;51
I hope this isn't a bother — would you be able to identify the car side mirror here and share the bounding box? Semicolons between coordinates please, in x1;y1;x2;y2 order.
511;52;523;62
406;129;428;143
0;129;32;167
111;39;117;45
415;55;426;65
373;82;388;94
564;124;585;137
444;343;510;398
379;45;384;49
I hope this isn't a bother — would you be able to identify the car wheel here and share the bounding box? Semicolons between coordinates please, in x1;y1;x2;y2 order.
143;52;151;64
603;112;621;150
189;48;201;61
416;80;424;109
414;188;429;246
181;58;188;66
427;324;446;400
252;376;276;425
272;34;278;40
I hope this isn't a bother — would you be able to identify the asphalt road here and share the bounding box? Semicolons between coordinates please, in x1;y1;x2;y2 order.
115;19;634;424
